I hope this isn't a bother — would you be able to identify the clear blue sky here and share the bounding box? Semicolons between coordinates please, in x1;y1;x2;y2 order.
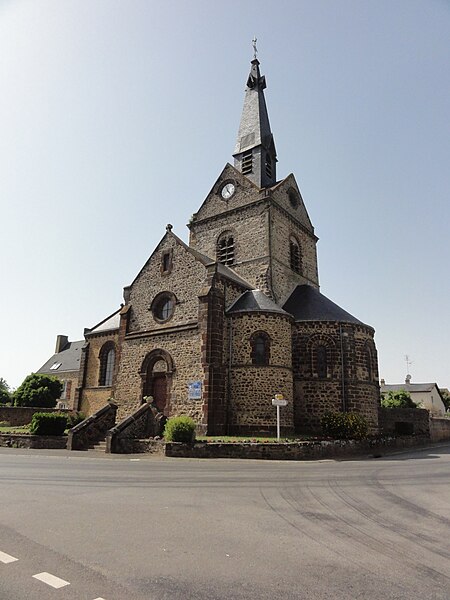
1;0;449;390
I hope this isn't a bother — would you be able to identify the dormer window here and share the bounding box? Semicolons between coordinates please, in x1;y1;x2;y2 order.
242;150;253;175
217;232;235;266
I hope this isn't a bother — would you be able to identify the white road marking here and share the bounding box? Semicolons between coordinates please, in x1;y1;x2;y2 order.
32;572;70;588
0;550;18;564
92;597;107;599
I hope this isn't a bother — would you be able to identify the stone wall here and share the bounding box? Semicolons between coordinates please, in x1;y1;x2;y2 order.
0;407;72;426
429;418;450;442
79;329;119;415
0;434;67;449
293;321;380;434
127;232;207;334
228;312;294;434
113;328;204;421
379;407;430;437
165;436;431;460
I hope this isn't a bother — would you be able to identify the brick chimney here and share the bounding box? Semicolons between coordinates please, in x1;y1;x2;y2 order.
55;335;69;353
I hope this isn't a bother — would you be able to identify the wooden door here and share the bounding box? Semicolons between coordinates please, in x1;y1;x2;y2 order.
152;375;167;411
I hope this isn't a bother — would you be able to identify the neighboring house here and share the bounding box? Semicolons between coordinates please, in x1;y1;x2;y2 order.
37;336;84;409
381;376;446;416
41;54;381;435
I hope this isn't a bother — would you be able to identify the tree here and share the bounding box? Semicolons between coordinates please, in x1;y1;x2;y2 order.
13;373;62;408
0;378;11;405
381;389;418;409
439;389;450;411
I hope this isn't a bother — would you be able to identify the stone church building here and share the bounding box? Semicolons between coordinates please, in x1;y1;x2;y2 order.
48;56;381;435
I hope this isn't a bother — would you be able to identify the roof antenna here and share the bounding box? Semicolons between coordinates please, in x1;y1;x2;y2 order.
252;36;258;59
405;354;413;381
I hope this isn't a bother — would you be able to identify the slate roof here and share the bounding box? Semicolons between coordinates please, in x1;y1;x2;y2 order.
37;340;84;374
381;383;438;393
282;285;364;325
227;290;289;316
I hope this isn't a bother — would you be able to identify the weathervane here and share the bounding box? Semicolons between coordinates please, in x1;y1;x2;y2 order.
252;36;258;59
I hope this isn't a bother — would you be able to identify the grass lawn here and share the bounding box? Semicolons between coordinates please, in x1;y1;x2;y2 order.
196;435;314;443
0;425;30;434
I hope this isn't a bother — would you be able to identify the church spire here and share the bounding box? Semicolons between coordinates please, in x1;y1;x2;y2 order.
233;43;277;188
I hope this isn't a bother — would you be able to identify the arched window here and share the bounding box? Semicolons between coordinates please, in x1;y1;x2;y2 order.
250;332;270;365
99;343;115;387
316;345;328;379
217;232;235;266
290;236;301;274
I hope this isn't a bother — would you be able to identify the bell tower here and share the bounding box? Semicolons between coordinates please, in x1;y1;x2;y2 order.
232;44;277;189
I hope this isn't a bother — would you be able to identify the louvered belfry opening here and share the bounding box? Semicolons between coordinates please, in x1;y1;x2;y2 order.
217;233;235;266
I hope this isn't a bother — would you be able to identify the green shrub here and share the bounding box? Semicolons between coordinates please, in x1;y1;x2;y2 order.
66;412;86;429
321;411;369;440
164;416;196;443
30;413;68;436
14;374;62;408
381;390;418;409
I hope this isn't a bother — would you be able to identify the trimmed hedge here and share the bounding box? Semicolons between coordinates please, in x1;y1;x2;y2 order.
30;412;68;436
66;412;86;429
164;416;196;443
321;411;369;440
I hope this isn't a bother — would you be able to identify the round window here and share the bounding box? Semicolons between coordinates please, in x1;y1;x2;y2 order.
152;294;175;322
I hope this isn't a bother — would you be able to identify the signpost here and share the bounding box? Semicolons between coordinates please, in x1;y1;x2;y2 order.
271;393;287;440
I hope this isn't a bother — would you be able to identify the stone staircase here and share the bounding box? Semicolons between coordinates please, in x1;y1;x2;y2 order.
89;436;107;452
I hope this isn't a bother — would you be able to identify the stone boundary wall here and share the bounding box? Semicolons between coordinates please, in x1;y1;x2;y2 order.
0;434;67;449
379;407;430;436
67;402;117;450
109;438;166;454
165;436;431;460
430;418;450;442
0;407;73;426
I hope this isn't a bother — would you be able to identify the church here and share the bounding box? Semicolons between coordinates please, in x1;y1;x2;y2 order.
44;54;381;436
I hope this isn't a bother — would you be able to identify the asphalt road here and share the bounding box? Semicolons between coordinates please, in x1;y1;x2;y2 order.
0;445;450;600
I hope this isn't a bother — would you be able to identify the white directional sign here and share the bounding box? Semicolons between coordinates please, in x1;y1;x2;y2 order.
272;398;287;406
272;393;287;440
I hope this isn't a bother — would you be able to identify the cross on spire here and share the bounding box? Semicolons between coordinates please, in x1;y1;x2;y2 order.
252;36;258;59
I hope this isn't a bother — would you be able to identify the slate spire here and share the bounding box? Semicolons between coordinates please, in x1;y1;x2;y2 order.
233;52;277;188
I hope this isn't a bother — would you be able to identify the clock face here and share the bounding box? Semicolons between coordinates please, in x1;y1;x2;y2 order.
221;182;235;199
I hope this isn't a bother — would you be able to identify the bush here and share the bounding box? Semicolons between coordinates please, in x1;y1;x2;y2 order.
164;416;196;443
66;412;86;429
321;411;369;440
381;390;418;409
14;373;62;408
30;412;68;436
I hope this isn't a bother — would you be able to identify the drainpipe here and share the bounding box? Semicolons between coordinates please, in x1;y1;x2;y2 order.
339;324;346;412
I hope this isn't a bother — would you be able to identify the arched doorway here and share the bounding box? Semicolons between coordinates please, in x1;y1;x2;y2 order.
140;350;174;414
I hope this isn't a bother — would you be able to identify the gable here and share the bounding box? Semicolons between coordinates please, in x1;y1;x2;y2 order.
269;174;314;233
126;231;209;334
190;163;261;224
